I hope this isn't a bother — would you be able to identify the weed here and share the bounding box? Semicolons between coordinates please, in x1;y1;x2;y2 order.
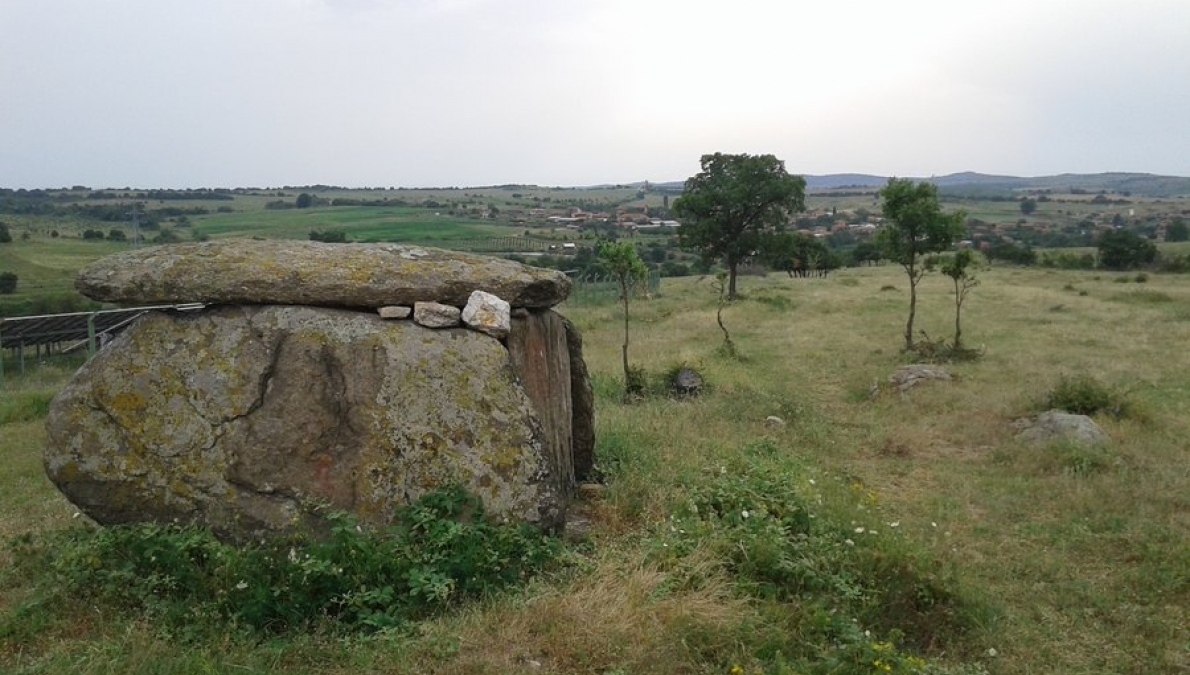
1039;374;1133;418
1055;443;1120;476
0;390;54;425
751;294;795;311
4;486;564;637
1109;289;1173;304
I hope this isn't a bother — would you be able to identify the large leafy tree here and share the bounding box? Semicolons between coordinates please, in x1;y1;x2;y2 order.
1097;229;1156;270
875;178;966;350
673;153;806;299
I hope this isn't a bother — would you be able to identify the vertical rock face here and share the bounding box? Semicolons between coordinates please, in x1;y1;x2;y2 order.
44;306;571;539
561;315;595;481
507;310;574;498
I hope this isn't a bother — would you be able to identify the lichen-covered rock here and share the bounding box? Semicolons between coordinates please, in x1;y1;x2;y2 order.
75;240;571;309
44;305;565;539
377;305;411;319
413;301;461;328
1013;410;1110;446
462;290;511;339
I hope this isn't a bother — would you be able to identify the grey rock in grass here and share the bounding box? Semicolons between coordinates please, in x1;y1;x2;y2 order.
75;240;571;309
671;367;704;397
43;305;572;539
1013;410;1110;446
889;364;952;393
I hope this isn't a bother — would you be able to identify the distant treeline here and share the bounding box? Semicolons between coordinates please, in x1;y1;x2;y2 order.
0;199;221;223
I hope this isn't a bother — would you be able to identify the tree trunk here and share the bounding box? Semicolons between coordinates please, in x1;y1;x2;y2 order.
621;282;631;386
905;263;917;350
727;258;739;300
953;278;963;350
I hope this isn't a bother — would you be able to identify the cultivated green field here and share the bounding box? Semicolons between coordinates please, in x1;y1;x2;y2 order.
2;263;1187;674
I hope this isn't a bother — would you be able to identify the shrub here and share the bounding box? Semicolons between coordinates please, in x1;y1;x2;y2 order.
10;487;564;635
648;456;983;658
0;272;17;294
1040;374;1132;418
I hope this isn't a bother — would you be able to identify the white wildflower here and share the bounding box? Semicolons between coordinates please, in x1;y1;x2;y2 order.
742;510;750;519
844;539;855;546
889;521;900;528
235;581;248;590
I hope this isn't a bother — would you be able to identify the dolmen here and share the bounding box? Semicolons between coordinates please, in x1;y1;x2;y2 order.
45;240;594;539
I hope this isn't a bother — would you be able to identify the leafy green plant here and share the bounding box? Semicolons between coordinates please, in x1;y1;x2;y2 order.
647;453;983;664
8;486;564;636
1040;374;1132;418
0;390;55;424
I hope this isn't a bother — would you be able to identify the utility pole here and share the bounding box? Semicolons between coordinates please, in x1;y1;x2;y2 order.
127;203;142;246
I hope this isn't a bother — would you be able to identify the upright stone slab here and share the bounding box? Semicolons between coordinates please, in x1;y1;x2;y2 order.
44;306;565;539
561;315;595;481
507;310;575;498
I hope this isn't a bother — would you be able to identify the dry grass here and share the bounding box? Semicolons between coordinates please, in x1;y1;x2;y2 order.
2;264;1187;674
571;265;1189;674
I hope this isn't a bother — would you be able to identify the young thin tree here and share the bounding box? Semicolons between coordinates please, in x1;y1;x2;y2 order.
673;153;806;300
875;179;966;350
711;271;737;358
937;249;980;350
598;241;649;394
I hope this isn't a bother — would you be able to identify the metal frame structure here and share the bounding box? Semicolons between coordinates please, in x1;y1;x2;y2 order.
0;303;205;381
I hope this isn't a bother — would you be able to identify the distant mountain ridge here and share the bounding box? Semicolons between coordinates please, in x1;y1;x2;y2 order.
651;172;1190;197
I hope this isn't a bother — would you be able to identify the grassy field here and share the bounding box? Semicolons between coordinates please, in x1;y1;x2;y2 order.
2;262;1187;674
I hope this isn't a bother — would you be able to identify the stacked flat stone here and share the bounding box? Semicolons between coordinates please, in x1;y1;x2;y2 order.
46;240;593;540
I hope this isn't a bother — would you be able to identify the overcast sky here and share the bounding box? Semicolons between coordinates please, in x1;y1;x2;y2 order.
2;0;1188;188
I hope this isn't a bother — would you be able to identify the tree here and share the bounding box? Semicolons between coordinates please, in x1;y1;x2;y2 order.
850;241;883;266
598;240;648;396
0;272;17;294
762;231;836;277
1166;218;1189;242
1097;229;1156;270
875;178;966;350
295;192;314;209
0;222;11;243
673;153;806;299
932;250;980;350
309;229;348;243
1019;198;1037;216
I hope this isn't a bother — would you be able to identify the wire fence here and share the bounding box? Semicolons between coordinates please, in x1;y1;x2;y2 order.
566;270;662;305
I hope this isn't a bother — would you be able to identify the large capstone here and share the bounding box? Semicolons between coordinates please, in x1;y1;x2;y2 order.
44;305;577;539
74;240;572;309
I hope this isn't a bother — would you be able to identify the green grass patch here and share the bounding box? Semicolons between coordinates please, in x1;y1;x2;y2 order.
1038;374;1135;418
3;486;563;640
